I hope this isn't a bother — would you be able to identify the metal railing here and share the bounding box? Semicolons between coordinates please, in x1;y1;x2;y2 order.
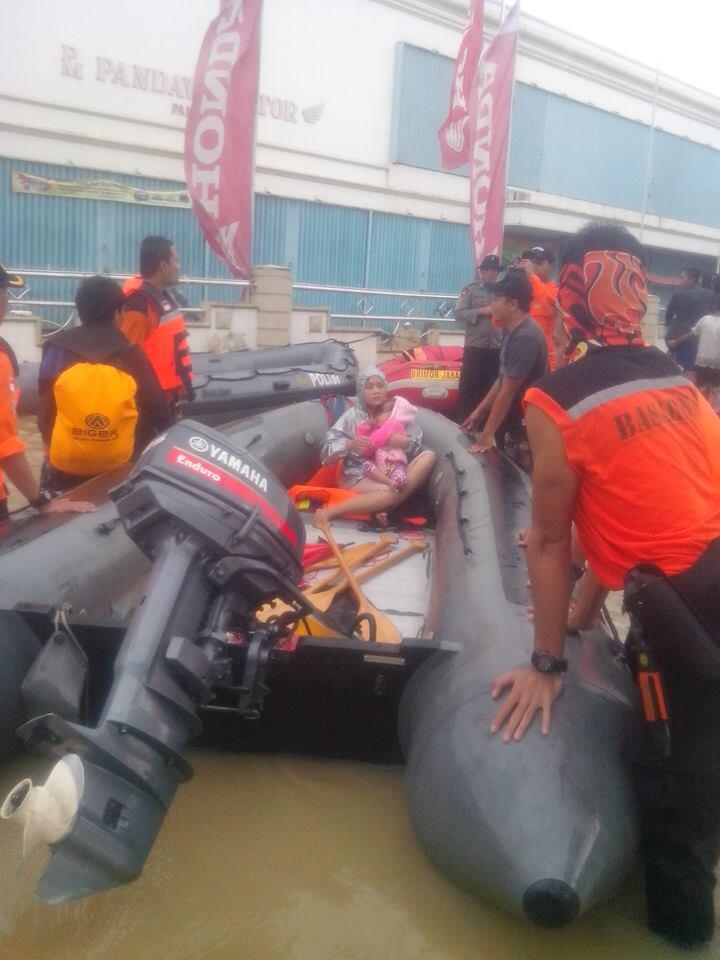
6;268;460;330
10;268;250;289
6;268;250;322
292;281;459;329
292;282;457;300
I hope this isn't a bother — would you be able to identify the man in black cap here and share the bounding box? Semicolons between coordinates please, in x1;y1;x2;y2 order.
0;264;94;518
460;271;548;467
454;255;502;421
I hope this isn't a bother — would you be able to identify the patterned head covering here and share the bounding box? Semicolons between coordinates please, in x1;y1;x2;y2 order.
356;365;387;410
558;249;647;360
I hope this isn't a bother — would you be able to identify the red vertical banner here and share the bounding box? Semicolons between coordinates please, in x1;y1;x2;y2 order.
184;0;262;279
438;0;485;170
469;2;520;264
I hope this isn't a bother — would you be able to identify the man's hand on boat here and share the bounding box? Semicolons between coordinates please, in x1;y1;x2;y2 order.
460;409;482;432
467;433;496;455
41;497;96;515
490;668;563;742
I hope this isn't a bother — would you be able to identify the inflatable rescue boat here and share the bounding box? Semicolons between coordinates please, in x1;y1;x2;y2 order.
15;339;358;424
0;402;637;926
179;339;357;425
379;344;463;415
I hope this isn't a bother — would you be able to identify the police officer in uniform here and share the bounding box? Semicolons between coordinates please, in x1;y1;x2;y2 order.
454;255;502;421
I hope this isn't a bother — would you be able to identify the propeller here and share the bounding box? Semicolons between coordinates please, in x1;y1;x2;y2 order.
1;754;84;859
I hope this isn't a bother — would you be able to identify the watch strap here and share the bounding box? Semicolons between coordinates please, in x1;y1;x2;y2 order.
531;649;568;674
30;490;53;510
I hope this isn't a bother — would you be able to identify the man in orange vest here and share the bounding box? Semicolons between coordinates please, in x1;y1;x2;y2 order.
520;245;558;370
0;264;94;518
0;266;24;521
489;223;720;948
121;236;193;413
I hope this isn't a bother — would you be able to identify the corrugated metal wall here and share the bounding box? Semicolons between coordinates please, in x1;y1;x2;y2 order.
1;158;474;332
538;97;648;210
1;158;239;327
390;44;467;177
5;39;717;336
391;43;720;229
651;132;720;225
507;83;546;189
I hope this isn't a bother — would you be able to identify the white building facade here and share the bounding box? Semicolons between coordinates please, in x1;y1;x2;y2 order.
2;0;719;324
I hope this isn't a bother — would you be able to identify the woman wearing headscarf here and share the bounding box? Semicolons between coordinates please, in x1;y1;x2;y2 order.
488;223;720;949
314;366;436;526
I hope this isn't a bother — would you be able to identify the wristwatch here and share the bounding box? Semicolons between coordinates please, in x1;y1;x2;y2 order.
29;490;54;511
531;649;568;675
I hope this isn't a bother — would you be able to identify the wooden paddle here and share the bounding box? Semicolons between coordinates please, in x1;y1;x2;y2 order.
292;538;427;638
305;535;396;578
316;522;408;645
309;538;426;607
257;538;425;625
257;535;395;622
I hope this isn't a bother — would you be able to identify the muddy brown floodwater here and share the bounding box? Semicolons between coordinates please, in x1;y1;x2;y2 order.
0;419;715;959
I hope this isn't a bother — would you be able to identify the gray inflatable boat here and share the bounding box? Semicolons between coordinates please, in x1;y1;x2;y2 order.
0;403;637;923
15;339;357;423
180;339;358;425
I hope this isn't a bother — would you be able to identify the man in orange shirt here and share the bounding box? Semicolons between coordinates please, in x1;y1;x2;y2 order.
489;224;720;949
520;246;558;369
0;267;23;521
0;264;94;518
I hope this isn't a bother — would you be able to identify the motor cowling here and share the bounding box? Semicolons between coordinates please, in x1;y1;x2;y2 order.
11;422;306;903
112;420;305;600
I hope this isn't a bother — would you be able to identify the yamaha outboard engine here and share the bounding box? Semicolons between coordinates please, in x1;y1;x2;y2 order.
5;421;304;902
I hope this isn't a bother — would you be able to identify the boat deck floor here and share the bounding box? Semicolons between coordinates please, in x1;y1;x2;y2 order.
301;517;434;640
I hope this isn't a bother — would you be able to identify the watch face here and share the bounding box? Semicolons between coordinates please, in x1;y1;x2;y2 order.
537;653;553;670
532;651;554;673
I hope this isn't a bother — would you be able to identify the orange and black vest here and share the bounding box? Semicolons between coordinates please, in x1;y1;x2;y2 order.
0;338;22;507
122;277;193;395
524;345;720;589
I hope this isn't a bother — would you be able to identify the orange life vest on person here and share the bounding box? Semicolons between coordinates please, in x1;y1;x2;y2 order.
0;338;21;509
529;274;558;371
122;277;193;394
524;345;720;589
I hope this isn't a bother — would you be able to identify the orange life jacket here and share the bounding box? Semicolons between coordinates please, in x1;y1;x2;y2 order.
288;483;360;512
288;463;428;527
0;338;21;505
524;345;720;589
122;277;193;394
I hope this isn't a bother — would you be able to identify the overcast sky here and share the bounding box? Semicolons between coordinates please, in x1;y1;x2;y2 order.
518;0;720;98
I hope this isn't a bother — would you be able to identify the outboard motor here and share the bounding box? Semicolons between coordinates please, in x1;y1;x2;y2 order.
3;421;305;902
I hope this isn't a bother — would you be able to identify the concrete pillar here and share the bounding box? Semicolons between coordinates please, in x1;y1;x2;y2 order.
643;293;662;346
250;265;293;348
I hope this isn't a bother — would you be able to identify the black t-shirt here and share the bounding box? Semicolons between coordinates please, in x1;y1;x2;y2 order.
666;286;716;339
499;316;548;432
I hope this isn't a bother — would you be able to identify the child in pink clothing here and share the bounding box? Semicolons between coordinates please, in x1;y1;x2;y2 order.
356;395;418;490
